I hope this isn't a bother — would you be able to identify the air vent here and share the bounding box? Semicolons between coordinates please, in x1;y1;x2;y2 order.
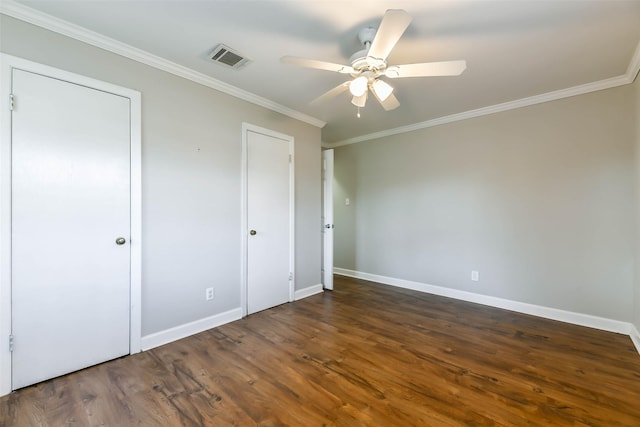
209;44;250;69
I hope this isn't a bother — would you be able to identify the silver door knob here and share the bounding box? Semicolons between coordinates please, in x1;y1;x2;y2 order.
115;237;126;245
249;230;257;236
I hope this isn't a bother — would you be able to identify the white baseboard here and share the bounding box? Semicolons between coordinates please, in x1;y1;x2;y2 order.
140;285;323;352
334;268;638;353
631;324;640;354
295;284;324;300
141;308;242;351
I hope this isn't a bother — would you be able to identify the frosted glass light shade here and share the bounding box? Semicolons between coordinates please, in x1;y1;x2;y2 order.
351;91;367;107
349;76;368;96
372;79;393;101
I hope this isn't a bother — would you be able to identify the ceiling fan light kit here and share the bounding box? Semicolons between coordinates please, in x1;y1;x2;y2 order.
349;76;368;96
281;9;467;113
351;91;368;108
372;79;393;102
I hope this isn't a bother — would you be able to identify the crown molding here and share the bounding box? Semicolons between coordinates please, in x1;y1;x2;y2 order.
627;40;640;81
0;1;326;129
328;74;633;148
327;39;640;148
3;0;637;142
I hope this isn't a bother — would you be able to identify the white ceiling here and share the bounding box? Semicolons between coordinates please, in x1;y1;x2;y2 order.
8;0;640;143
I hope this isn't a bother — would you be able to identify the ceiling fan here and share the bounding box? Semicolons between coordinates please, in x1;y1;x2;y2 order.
281;9;466;113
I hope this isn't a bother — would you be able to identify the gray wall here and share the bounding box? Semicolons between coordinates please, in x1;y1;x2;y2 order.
1;15;322;336
333;147;357;269
334;85;636;322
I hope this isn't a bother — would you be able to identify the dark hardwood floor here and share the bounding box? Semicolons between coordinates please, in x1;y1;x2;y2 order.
2;275;640;426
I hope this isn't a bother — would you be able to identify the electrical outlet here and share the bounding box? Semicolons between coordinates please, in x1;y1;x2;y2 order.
471;271;479;282
205;287;215;301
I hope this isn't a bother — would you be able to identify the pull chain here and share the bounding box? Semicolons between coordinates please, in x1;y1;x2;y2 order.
357;106;361;118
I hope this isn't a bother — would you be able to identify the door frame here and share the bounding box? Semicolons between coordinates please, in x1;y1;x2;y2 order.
322;149;334;290
240;123;295;317
0;54;142;396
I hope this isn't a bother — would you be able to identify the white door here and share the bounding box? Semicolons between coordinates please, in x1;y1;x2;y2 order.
322;149;334;290
245;127;293;315
11;69;131;389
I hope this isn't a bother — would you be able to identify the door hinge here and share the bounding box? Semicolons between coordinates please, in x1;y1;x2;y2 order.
289;154;292;163
9;335;14;352
289;272;293;281
9;94;15;111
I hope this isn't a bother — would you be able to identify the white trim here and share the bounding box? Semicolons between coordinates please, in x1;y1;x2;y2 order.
141;308;243;351
241;123;295;317
289;135;296;304
4;0;639;145
0;53;142;396
0;1;325;129
334;268;636;339
294;284;324;301
327;40;640;147
626;40;640;80
0;54;13;398
631;325;640;355
129;87;142;355
321;149;334;290
327;75;632;147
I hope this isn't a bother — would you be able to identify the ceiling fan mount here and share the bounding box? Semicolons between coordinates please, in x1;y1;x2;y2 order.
348;27;379;69
281;9;467;112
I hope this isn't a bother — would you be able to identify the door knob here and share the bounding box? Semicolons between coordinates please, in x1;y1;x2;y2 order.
249;230;257;236
115;237;126;245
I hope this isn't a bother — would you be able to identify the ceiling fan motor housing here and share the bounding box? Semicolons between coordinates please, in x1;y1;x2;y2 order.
349;49;371;70
350;26;388;74
351;27;376;70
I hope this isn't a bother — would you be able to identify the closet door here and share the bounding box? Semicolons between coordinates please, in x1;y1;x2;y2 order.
245;127;293;314
11;69;131;389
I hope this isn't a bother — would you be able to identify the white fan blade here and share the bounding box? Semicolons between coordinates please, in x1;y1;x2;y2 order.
281;56;354;74
371;88;400;111
381;93;400;110
311;81;350;104
385;60;467;78
367;9;412;63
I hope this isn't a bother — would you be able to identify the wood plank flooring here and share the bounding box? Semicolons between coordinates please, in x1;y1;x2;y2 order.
2;275;639;426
